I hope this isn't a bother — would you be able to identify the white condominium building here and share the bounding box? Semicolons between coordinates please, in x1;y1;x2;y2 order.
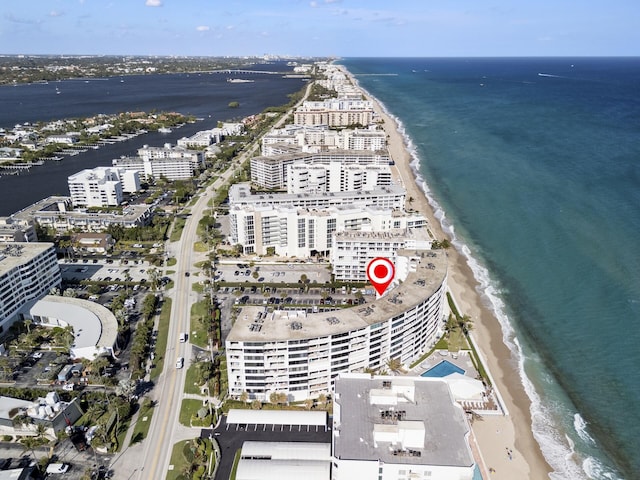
0;243;60;329
294;99;374;127
226;249;447;402
331;229;433;282
68;167;124;208
332;374;475;480
11;197;153;233
230;203;425;257
261;126;386;156
112;143;205;181
287;163;392;194
251;150;390;190
229;183;406;210
177;129;222;148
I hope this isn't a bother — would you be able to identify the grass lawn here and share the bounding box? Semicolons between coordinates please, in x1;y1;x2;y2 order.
193;241;208;252
167;440;191;480
150;298;172;380
184;363;204;395
130;403;155;445
229;449;242;480
166;257;177;267
190;299;211;348
192;282;205;294
170;216;186;242
179;398;213;427
448;329;468;352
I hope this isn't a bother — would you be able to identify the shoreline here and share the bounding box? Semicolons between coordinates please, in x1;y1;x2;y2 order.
346;69;553;479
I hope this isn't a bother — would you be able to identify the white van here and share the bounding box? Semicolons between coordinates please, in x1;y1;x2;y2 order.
179;332;187;343
46;463;69;474
176;357;184;369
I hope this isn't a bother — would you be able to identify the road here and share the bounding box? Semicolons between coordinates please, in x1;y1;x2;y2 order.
134;82;313;480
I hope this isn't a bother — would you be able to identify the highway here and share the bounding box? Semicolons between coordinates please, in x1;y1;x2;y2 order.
135;81;312;479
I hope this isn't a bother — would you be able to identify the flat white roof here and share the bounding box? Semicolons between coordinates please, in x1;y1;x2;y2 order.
29;295;118;355
236;459;329;480
226;409;327;426
241;441;330;461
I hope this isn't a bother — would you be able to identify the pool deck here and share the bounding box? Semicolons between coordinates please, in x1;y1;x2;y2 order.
412;349;477;377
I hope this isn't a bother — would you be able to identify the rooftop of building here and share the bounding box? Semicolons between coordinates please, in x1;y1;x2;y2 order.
0;242;54;277
229;183;405;206
333;374;474;468
251;149;390;165
227;248;446;342
11;196;152;222
334;228;431;242
28;295;118;355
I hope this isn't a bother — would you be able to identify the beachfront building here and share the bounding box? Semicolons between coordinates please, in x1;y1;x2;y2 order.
68;167;124;207
225;249;447;402
250;151;390;190
287;163;392;194
230;203;425;257
332;374;475;480
261;126;385;156
11;196;153;233
112;143;205;181
294;99;374;127
230;183;405;210
0;217;37;243
0;243;60;330
331;229;433;282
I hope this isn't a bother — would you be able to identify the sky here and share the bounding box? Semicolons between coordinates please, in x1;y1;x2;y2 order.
1;0;639;57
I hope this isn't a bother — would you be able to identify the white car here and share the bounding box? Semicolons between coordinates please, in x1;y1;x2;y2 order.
46;463;69;474
176;357;184;369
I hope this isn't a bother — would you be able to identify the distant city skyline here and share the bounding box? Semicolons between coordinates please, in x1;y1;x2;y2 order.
1;0;639;57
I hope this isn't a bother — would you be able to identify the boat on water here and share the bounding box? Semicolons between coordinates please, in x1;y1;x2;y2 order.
158;127;172;133
227;78;255;83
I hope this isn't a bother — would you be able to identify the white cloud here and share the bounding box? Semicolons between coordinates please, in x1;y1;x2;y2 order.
145;0;163;7
196;25;210;32
310;1;318;7
49;10;63;17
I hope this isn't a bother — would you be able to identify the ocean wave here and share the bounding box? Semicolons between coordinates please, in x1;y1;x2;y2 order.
348;72;600;480
583;456;624;480
574;413;596;445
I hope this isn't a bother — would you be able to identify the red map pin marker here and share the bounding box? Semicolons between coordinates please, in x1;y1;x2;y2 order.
366;257;395;296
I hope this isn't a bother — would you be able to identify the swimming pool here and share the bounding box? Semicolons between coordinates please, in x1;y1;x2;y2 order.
421;360;465;378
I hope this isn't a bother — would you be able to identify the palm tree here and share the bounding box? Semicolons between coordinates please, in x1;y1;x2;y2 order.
23;319;33;334
458;314;473;335
386;357;404;374
444;313;458;338
20;436;40;462
239;391;249;406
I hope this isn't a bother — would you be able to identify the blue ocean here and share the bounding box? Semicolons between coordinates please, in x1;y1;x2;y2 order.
341;57;640;479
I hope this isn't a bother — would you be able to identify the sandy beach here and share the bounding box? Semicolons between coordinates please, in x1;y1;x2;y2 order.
353;74;553;479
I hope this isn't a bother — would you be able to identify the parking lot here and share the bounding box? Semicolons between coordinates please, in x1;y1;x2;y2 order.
204;416;331;480
60;260;153;285
213;261;331;285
